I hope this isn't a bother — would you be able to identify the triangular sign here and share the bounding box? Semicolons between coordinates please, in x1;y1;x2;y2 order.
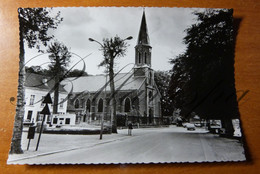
43;93;52;104
40;104;51;115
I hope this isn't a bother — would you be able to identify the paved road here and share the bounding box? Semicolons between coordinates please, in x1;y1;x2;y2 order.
12;127;246;164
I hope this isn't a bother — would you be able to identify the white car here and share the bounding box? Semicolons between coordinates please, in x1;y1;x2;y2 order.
186;123;196;131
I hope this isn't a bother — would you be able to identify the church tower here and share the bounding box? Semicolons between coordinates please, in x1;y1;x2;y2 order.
133;10;160;125
134;10;153;79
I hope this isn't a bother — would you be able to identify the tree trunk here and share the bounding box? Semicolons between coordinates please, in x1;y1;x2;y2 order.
109;59;117;133
53;75;59;114
10;22;24;154
221;118;234;138
53;55;60;114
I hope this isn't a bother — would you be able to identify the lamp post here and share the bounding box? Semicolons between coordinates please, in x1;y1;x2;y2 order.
89;36;132;137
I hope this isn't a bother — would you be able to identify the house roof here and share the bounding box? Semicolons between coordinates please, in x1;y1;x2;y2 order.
25;73;67;93
61;71;146;93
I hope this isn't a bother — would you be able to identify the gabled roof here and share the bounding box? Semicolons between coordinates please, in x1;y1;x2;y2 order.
25;73;67;93
137;11;150;46
62;72;146;93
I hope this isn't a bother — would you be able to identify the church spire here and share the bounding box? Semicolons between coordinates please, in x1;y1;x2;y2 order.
137;10;150;45
135;10;152;68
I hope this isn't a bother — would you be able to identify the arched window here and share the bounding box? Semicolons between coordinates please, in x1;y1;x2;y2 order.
75;99;79;109
144;52;147;64
149;72;153;84
86;99;91;112
124;98;131;112
149;91;153;100
98;98;103;112
138;52;141;64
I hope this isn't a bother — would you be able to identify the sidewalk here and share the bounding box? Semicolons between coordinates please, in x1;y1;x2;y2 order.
7;129;132;163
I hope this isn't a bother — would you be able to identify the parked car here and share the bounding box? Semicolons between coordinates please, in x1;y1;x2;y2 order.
182;122;188;128
186;123;196;131
194;123;202;127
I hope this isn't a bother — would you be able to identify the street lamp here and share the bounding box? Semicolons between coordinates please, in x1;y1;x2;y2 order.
89;36;133;46
89;36;133;137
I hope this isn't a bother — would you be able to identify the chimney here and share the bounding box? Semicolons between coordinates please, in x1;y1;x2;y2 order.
42;78;48;86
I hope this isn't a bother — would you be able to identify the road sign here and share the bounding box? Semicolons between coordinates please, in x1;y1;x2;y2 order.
40;104;51;115
42;93;52;104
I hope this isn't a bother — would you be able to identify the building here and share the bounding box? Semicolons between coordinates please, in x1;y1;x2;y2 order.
23;73;70;126
62;11;162;126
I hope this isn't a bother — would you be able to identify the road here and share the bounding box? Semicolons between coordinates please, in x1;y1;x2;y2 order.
10;126;246;164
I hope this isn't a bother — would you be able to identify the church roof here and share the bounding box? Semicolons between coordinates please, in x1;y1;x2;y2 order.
25;73;67;93
137;11;150;46
62;72;146;93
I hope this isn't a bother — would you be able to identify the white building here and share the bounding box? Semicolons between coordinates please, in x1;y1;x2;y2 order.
23;73;70;126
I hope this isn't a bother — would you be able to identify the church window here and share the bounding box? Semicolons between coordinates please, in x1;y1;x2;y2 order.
81;99;84;108
124;98;131;112
144;52;147;64
149;91;153;100
138;52;141;64
75;99;79;109
149;72;153;84
86;99;91;112
98;98;103;112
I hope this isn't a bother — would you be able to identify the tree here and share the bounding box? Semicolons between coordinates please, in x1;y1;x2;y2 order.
66;69;88;77
47;41;71;114
10;8;62;154
169;9;238;137
90;36;132;133
25;66;43;74
154;71;174;117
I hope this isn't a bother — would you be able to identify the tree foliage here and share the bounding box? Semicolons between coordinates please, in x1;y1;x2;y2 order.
19;8;62;51
25;66;88;77
154;71;174;116
169;9;238;136
98;36;129;68
66;69;89;77
47;41;71;76
47;41;71;114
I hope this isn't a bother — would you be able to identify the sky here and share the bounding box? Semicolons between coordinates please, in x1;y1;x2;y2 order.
24;7;204;75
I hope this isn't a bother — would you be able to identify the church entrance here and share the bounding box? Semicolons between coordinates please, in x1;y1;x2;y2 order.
149;108;153;124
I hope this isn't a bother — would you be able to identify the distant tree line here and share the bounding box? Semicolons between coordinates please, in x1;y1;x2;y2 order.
25;66;89;77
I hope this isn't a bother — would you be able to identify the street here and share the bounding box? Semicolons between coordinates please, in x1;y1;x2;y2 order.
8;126;246;164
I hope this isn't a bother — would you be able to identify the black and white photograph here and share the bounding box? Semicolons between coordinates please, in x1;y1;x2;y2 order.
7;7;246;164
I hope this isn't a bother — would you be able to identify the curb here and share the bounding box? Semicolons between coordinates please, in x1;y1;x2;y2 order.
8;135;132;163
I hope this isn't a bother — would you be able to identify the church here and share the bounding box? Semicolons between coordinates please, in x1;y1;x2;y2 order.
62;11;162;126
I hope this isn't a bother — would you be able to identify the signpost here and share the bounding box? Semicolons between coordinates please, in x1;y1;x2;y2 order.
35;93;52;151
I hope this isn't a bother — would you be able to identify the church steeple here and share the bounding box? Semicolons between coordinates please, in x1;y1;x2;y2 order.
137;10;150;45
135;10;152;67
